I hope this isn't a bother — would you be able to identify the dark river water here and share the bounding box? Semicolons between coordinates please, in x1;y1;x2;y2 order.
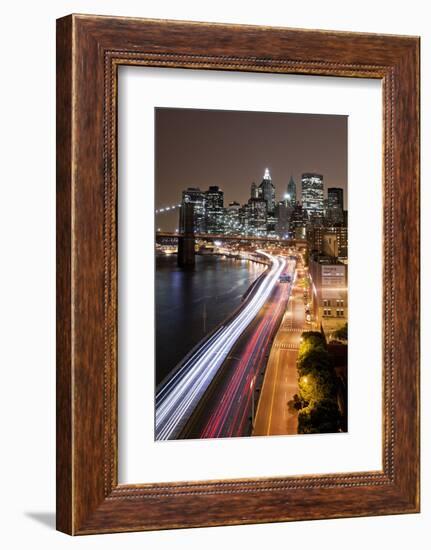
155;254;266;386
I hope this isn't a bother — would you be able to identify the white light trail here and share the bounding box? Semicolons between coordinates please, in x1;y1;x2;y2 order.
155;252;286;440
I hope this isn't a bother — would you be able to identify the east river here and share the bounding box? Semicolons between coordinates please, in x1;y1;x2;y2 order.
155;254;266;386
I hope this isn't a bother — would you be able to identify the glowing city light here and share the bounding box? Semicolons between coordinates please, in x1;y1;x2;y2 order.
155;204;182;214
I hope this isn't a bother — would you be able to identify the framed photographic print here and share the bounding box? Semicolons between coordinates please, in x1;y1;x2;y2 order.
56;14;420;534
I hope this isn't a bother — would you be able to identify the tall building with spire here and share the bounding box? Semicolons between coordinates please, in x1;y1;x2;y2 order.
258;168;276;213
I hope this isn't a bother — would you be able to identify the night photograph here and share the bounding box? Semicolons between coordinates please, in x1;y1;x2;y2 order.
154;107;348;441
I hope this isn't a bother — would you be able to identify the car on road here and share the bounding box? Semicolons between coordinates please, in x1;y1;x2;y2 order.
278;273;292;283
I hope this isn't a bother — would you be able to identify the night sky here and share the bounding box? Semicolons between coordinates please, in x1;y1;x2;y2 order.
155;108;347;232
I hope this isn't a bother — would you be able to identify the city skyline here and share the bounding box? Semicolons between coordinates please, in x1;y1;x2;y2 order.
157;168;346;242
155;108;347;232
155;106;348;441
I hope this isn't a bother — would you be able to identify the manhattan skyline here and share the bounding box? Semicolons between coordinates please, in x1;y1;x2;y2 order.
155;106;348;440
155;107;347;232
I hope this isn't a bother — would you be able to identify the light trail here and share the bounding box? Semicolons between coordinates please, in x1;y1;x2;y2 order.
199;260;295;438
155;252;286;440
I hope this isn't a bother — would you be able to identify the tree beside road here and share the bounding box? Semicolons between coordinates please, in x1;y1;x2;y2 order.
292;331;342;434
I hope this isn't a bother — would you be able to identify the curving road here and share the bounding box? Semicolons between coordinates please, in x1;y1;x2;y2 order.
155;252;286;440
185;258;296;439
253;265;306;436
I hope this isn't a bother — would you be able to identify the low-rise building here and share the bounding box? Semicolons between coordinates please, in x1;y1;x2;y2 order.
309;254;348;334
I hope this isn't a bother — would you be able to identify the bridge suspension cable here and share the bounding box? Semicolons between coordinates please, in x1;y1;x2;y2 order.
155;204;182;215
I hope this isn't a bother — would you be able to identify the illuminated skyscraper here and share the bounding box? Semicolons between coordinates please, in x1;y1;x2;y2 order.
224;201;241;235
327;187;344;210
181;187;206;233
248;197;267;236
289;203;308;239
239;203;251;235
286;175;296;205
301;173;324;217
326;187;344;224
258;168;276;213
205;186;224;234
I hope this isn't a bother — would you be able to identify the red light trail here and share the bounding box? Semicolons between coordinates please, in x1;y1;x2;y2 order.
198;260;294;438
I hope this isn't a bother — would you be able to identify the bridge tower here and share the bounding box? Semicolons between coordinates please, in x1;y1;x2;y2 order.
177;202;195;267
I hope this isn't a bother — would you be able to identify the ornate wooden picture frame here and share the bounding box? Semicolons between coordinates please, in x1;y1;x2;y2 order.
56;14;420;534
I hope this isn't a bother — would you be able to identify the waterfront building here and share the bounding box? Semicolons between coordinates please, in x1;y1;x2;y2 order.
181;187;206;233
224;201;241;235
239;203;251;235
248;197;267;236
205;185;224;234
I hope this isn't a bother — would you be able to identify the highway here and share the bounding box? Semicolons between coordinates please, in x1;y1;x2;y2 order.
253;265;307;436
182;258;296;439
155;252;286;440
